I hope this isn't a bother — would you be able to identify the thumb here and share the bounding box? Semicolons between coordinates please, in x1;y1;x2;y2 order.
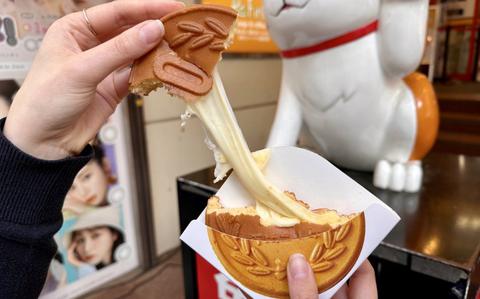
348;261;377;299
287;254;318;299
79;20;164;84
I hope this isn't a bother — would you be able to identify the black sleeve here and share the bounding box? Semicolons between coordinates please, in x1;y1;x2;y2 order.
0;118;93;299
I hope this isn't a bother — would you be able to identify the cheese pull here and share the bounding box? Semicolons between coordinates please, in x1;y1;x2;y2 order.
188;72;347;227
129;4;347;227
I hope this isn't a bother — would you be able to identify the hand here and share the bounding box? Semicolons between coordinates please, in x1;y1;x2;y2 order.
287;254;377;299
4;0;184;160
62;199;88;216
67;241;84;267
331;260;377;299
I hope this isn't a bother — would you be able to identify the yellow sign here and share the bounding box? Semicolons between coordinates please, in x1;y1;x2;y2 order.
202;0;279;53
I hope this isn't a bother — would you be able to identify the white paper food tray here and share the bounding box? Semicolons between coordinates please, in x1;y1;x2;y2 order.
181;146;400;298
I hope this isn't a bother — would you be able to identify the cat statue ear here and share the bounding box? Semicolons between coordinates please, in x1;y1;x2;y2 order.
264;0;438;193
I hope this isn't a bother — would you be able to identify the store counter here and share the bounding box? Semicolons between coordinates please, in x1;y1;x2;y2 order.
177;153;480;299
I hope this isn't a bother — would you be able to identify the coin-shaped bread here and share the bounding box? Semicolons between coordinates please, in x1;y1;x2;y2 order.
129;4;237;100
206;197;365;298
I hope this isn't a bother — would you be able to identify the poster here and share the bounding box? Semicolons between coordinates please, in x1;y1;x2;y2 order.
1;0;142;297
40;103;141;299
0;79;141;299
0;0;110;79
0;0;58;79
202;0;278;53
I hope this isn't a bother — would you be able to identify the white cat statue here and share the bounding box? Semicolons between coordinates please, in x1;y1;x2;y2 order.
264;0;439;192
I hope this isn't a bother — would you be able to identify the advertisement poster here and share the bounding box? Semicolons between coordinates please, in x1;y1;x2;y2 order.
0;0;110;79
0;79;141;299
202;0;278;53
1;1;142;298
40;103;141;299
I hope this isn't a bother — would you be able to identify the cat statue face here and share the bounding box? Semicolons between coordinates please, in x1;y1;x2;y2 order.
263;0;380;50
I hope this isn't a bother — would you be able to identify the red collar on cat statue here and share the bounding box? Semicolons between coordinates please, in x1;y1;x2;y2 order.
281;20;379;59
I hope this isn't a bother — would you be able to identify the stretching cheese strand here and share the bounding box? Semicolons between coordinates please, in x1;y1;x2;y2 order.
187;71;346;227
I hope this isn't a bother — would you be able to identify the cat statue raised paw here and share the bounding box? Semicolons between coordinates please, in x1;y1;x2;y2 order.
264;0;439;192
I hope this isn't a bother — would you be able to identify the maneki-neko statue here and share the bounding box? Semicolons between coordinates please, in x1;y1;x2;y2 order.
265;0;439;192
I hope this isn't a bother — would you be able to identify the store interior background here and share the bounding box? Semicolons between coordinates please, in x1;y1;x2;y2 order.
144;0;480;259
1;0;479;298
131;0;480;297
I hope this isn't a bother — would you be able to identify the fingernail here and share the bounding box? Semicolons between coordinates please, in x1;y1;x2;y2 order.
139;20;164;44
114;66;132;87
289;254;309;280
117;66;132;77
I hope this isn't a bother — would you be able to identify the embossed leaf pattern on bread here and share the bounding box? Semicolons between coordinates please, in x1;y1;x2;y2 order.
161;6;236;76
206;197;365;298
128;5;237;99
169;18;228;51
208;214;365;298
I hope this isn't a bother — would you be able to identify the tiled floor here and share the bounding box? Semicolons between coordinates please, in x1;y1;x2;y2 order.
84;251;184;299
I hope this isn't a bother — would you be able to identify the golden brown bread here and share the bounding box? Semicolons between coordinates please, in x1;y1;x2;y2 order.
207;205;365;297
206;196;365;297
206;196;355;240
128;5;237;100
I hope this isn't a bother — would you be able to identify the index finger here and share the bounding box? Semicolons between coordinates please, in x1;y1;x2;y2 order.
82;0;184;39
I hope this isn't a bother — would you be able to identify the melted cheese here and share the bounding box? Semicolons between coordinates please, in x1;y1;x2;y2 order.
188;71;346;227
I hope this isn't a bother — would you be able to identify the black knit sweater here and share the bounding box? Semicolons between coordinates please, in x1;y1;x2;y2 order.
0;118;92;299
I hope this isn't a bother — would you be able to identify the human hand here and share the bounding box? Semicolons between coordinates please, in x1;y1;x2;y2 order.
67;241;84;267
62;199;88;216
4;0;183;160
331;260;377;299
287;254;377;299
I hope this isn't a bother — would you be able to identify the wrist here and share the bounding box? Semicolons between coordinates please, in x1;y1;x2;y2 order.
3;117;72;160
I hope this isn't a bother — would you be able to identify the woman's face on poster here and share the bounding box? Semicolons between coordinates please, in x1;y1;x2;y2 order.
65;160;109;208
73;227;118;265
